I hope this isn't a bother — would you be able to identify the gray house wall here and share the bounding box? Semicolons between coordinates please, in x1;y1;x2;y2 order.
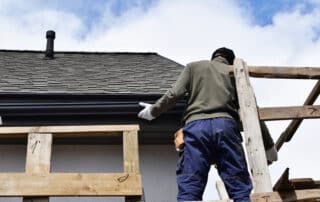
0;144;178;202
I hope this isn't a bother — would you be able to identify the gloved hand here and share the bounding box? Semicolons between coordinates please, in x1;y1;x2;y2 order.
266;145;278;165
138;102;155;121
174;128;185;152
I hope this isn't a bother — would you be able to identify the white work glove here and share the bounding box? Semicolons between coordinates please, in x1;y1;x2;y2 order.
266;145;278;164
138;102;155;121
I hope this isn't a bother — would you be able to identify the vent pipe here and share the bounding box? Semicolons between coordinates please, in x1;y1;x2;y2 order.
45;30;55;59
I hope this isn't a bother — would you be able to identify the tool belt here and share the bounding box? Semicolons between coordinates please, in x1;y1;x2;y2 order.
174;128;217;165
174;128;185;152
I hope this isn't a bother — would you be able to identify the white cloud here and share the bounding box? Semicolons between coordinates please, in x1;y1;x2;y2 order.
0;2;85;50
0;0;319;200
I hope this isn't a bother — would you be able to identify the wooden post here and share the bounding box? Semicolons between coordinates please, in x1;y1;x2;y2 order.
276;80;320;150
23;133;52;202
216;180;230;200
251;189;320;201
0;125;141;199
233;59;272;193
123;130;142;202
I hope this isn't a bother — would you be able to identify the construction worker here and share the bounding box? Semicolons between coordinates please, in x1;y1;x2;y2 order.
138;48;275;202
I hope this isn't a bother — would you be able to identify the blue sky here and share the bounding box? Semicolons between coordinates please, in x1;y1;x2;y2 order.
45;0;158;31
241;0;316;25
0;0;157;39
2;0;316;38
25;0;317;29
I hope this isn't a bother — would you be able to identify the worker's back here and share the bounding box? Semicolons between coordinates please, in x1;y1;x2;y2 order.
138;48;253;202
183;56;239;124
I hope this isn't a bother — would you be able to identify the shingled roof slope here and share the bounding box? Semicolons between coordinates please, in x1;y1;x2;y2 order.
0;50;184;94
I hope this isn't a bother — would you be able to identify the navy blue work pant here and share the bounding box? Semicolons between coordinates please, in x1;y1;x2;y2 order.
177;117;252;202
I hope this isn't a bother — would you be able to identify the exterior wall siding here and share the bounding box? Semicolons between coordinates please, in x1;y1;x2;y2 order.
0;144;178;202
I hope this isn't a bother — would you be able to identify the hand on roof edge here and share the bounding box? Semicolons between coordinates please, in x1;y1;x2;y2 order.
138;102;155;121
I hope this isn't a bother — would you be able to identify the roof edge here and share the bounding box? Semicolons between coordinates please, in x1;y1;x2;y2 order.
0;49;158;55
0;92;164;97
157;53;185;67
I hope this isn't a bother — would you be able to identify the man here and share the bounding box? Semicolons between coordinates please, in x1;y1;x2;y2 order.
138;48;273;201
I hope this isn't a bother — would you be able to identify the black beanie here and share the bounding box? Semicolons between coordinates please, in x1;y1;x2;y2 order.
211;47;235;65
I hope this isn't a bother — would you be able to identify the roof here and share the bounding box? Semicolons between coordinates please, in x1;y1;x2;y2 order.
0;50;184;94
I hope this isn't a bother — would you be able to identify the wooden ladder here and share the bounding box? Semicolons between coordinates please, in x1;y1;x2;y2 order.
231;59;320;201
215;59;320;201
0;125;143;202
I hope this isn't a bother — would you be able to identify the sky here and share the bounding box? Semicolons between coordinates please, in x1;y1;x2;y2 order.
0;0;320;200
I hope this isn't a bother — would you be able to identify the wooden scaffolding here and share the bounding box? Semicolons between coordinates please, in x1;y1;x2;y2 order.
215;59;320;202
0;125;143;202
0;59;319;202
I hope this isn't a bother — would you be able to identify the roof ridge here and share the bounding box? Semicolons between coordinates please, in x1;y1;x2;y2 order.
0;49;158;55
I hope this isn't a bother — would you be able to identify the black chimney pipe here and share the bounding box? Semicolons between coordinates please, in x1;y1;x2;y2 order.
45;30;55;59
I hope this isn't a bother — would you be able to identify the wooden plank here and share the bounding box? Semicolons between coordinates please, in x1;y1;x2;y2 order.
251;189;320;202
248;66;320;79
123;130;142;202
233;58;272;193
216;180;230;200
24;133;52;202
0;125;140;135
0;173;142;196
123;130;140;173
228;66;320;79
259;105;320;121
273;168;320;191
276;80;320;150
273;168;290;191
290;178;319;190
25;133;52;174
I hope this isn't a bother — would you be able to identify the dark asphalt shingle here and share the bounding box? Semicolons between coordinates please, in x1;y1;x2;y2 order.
0;50;184;94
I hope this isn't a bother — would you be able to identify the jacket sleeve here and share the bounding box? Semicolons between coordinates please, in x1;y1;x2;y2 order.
151;65;191;118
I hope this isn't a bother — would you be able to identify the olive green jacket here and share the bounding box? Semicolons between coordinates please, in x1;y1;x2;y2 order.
151;56;274;149
151;56;239;124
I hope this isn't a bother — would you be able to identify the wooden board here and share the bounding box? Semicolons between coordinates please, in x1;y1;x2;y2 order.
248;66;320;79
25;133;52;174
276;80;320;150
251;189;320;201
123;130;142;202
233;58;272;193
216;180;230;200
259;105;320;121
273;168;320;191
290;178;320;190
0;125;139;136
0;173;142;196
123;130;140;173
228;65;320;79
273;168;290;191
24;133;52;202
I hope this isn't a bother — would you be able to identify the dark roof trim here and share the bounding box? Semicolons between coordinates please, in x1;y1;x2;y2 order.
0;93;186;116
0;92;186;144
